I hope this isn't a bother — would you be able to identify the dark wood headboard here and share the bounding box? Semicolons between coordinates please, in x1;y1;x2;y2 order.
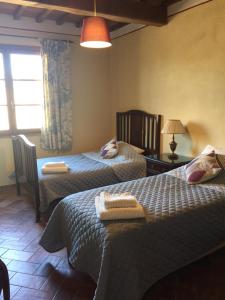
116;110;161;155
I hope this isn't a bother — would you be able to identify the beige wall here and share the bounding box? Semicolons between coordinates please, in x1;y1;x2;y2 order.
110;0;225;157
72;43;111;153
0;37;111;186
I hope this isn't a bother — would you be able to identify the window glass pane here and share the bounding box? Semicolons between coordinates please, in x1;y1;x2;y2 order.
13;81;44;105
0;53;4;79
0;106;9;130
15;106;42;129
0;80;7;104
11;54;43;80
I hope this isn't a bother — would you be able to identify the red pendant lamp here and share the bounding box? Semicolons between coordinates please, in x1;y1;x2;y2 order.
80;0;112;48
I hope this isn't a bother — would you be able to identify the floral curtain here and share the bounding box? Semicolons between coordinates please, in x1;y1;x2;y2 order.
40;39;73;151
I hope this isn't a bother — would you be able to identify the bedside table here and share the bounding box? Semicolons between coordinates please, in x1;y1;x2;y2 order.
145;154;193;176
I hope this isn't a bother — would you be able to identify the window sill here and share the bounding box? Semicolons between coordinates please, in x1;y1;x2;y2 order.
0;129;41;137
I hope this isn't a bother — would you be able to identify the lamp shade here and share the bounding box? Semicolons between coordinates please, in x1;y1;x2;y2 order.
161;119;185;134
80;17;112;48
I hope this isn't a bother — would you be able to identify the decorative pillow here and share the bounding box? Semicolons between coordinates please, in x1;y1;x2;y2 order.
185;152;221;184
201;145;215;155
201;144;225;155
201;145;225;169
100;139;118;159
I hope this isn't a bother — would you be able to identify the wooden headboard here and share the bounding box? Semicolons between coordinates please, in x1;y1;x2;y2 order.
116;110;161;155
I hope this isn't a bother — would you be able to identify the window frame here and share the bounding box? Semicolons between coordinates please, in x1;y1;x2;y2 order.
0;44;42;137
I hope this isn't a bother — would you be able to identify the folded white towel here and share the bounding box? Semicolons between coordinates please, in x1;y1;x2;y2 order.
44;162;66;168
42;165;69;174
95;196;145;221
100;192;138;209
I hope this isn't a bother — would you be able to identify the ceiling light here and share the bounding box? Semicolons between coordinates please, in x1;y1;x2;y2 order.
80;0;112;49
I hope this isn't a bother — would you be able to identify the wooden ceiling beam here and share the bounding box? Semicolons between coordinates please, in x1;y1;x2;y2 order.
36;9;51;23
56;12;69;25
166;0;182;5
109;22;127;32
0;0;167;26
13;5;25;20
75;17;83;28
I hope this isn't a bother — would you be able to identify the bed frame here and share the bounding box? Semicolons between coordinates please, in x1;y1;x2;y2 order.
116;110;161;155
12;134;40;221
12;110;161;222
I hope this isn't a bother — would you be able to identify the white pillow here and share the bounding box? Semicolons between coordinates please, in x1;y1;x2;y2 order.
201;145;225;155
129;144;144;154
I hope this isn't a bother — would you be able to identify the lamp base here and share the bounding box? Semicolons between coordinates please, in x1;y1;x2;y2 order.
169;135;178;161
168;153;178;160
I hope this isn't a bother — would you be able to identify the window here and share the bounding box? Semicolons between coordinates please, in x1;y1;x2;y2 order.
0;46;44;135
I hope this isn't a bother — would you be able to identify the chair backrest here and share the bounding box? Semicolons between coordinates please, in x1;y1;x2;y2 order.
12;135;39;190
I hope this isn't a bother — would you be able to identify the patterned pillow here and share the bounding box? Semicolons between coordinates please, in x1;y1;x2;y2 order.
100;139;118;159
185;152;221;184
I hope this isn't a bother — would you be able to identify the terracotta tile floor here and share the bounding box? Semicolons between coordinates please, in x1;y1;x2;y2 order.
1;186;225;300
0;186;96;300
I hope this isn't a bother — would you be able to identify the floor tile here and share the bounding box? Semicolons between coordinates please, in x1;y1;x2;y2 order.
8;270;16;279
0;247;8;256
2;249;33;261
24;238;42;252
29;245;51;262
7;260;40;275
12;287;52;300
54;248;67;258
1;240;29;251
10;273;46;289
34;255;61;276
0;257;11;265
0;231;25;240
10;285;21;298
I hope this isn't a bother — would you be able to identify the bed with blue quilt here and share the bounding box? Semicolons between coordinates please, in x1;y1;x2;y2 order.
12;110;161;222
37;141;146;213
40;165;225;300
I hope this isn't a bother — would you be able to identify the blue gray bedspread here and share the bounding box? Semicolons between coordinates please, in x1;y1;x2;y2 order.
40;167;225;300
37;142;146;212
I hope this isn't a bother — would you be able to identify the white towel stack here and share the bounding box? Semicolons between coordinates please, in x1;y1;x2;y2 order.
95;191;145;220
42;161;69;174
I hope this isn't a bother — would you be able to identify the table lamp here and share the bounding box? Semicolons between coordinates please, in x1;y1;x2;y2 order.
161;119;185;160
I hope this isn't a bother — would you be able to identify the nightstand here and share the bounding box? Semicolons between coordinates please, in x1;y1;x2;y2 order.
145;153;193;176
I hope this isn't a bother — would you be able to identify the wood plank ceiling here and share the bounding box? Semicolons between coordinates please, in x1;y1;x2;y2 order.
0;0;182;33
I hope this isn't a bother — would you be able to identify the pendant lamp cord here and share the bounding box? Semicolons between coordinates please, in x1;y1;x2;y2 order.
94;0;97;16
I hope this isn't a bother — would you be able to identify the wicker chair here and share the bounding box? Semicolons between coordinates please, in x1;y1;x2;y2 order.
0;259;10;300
